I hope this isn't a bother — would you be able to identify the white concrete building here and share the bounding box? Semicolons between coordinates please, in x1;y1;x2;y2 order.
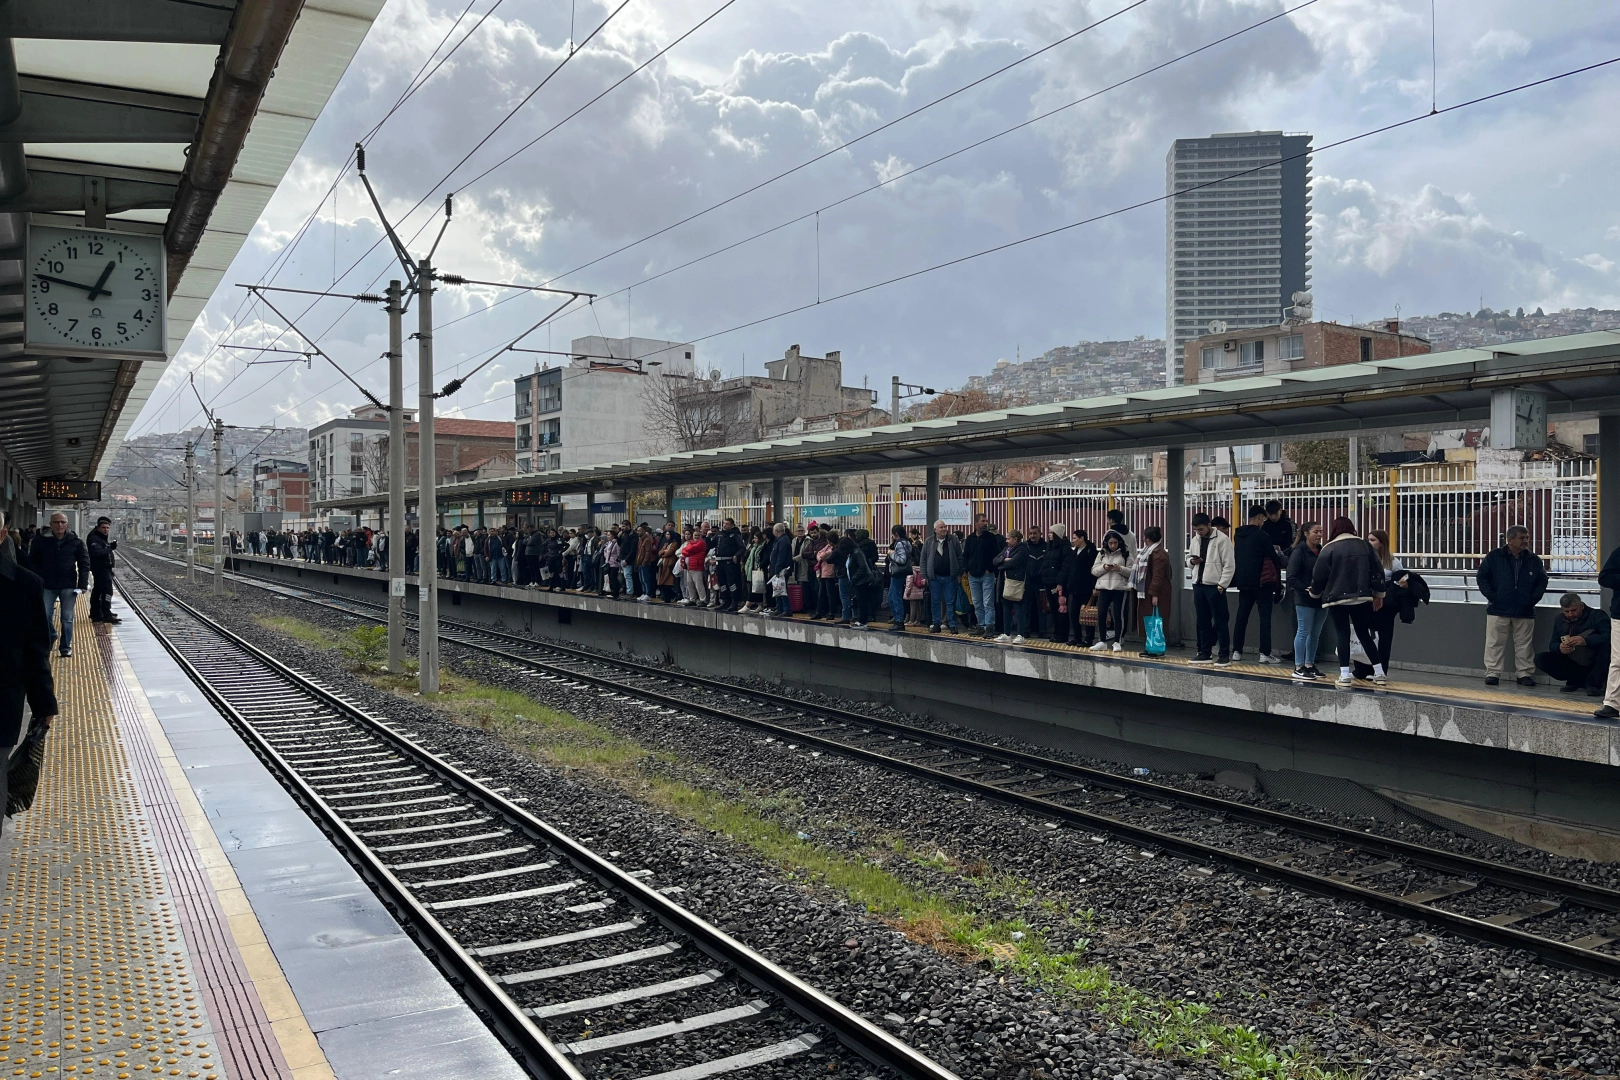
514;337;696;473
307;405;401;503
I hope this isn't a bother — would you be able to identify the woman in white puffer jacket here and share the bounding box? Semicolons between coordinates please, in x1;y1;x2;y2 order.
1089;530;1132;652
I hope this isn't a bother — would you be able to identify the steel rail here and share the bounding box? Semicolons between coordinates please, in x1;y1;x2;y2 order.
154;552;1620;980
122;557;964;1080
198;556;1620;914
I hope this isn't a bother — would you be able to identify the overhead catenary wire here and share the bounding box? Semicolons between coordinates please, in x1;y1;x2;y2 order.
157;0;652;435
401;0;1318;342
537;0;1150;289
132;0;492;435
540;0;1325;323
581;54;1620;369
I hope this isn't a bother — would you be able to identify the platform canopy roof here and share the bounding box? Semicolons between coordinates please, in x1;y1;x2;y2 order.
319;329;1620;511
0;0;384;485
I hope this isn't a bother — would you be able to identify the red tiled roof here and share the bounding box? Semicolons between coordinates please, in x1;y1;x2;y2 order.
405;419;514;438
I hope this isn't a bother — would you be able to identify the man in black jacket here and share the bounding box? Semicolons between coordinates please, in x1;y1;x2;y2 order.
0;511;57;834
88;516;120;624
28;512;89;657
712;519;743;612
1476;525;1547;687
963;516;1003;635
1231;504;1283;663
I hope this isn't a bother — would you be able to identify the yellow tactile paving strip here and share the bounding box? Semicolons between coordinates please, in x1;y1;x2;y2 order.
0;596;327;1080
0;602;221;1080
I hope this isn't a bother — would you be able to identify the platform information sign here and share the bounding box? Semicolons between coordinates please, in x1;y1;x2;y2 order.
902;498;971;526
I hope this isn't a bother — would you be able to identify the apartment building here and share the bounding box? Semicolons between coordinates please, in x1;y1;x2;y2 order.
1165;130;1312;385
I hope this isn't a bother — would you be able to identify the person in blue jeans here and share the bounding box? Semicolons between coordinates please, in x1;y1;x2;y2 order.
963;515;1005;637
1287;521;1326;680
28;511;90;658
886;525;912;631
919;520;964;634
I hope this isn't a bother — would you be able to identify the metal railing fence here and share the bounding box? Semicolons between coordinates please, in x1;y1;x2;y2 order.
682;461;1599;581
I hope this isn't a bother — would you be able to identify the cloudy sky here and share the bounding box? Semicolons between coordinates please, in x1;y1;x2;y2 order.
133;0;1620;436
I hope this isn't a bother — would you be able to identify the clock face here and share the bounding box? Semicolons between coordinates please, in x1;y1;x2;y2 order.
27;226;165;355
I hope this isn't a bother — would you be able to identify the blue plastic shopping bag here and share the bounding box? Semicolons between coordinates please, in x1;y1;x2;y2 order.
1143;604;1166;656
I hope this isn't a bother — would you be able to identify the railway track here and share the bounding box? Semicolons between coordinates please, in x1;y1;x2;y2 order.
120;560;960;1080
130;551;1620;980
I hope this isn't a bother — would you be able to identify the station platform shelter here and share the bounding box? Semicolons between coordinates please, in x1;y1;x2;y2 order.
229;552;1620;855
3;594;526;1080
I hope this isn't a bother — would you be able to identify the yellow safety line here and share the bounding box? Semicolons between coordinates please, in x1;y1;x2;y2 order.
104;629;334;1080
0;597;219;1080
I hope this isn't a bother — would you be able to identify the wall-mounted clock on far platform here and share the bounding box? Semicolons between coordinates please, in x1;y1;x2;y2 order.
26;224;166;359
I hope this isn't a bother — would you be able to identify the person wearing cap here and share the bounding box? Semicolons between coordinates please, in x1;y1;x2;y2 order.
88;516;121;624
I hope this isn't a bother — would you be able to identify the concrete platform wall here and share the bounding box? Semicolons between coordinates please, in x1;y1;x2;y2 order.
227;556;1620;833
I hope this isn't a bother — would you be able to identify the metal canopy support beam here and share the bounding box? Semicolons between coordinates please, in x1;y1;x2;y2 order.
1601;415;1620;612
770;477;783;524
1165;447;1185;647
166;0;304;291
0;158;178;213
925;467;940;529
0;78;203;142
0;0;234;45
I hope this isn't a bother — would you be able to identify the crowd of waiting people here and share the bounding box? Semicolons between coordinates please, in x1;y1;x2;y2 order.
228;502;1620;712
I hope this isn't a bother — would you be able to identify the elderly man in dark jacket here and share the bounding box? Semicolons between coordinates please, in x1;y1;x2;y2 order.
919;520;964;634
1476;525;1548;687
1;511;58;831
28;511;89;657
1535;593;1610;695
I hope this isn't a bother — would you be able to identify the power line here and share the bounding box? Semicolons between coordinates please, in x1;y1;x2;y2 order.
133;0;493;435
157;0;650;435
538;0;1149;289
595;54;1620;366
549;0;1324;320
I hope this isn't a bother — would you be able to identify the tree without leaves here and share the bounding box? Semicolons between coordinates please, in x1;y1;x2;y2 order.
1284;439;1378;476
641;372;756;454
364;435;390;494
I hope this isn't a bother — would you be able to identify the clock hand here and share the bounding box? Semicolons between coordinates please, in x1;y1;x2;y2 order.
87;260;116;301
33;273;102;294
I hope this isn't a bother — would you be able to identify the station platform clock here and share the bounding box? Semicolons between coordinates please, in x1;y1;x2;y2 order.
26;224;167;359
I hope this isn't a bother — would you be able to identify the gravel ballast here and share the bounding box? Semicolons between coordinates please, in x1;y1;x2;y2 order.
129;555;1620;1078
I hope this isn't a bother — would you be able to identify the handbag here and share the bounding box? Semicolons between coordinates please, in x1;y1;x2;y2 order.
1143;601;1166;656
751;568;767;592
1003;577;1026;602
1078;600;1099;627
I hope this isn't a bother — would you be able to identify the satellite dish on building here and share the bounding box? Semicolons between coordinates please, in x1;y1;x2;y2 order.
1208;320;1227;335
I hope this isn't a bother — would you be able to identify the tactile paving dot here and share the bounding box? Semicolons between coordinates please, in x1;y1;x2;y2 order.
0;605;224;1080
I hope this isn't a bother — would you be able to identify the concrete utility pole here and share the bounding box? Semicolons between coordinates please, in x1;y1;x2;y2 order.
417;258;439;693
184;441;196;584
891;377;935;529
386;280;407;674
212;418;225;595
891;376;901;528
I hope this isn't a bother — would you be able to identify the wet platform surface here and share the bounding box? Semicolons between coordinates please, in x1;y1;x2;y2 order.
1;593;525;1080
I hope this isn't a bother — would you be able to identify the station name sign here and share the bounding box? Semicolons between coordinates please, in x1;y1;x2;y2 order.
38;478;102;502
503;488;553;507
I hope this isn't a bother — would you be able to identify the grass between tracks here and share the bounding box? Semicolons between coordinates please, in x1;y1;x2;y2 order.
258;612;1358;1080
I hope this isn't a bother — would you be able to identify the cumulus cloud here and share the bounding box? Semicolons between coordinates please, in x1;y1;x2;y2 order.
138;0;1620;434
1313;175;1620;314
